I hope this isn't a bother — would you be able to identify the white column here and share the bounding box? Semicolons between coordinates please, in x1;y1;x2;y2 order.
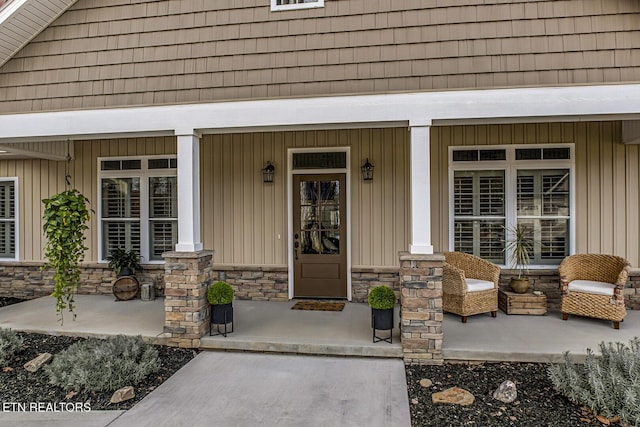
409;124;434;254
175;131;203;252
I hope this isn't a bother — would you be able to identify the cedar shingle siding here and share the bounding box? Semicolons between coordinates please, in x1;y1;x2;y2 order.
0;0;639;113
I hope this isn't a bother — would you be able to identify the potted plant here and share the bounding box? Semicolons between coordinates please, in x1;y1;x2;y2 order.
208;280;234;336
106;248;143;277
503;224;534;294
368;285;396;343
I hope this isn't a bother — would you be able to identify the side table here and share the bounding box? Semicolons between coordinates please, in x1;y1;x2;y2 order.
498;289;547;315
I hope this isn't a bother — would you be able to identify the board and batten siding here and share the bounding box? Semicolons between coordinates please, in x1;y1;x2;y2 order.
431;121;640;266
4;123;640;267
0;137;176;262
200;128;409;267
1;0;640;113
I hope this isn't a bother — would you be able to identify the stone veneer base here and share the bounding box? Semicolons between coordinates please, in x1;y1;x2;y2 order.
2;262;640;310
399;252;445;365
162;250;214;348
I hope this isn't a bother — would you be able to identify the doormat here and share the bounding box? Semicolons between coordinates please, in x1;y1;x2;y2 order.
291;301;345;311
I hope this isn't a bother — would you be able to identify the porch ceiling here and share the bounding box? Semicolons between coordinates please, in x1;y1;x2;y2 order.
0;0;78;68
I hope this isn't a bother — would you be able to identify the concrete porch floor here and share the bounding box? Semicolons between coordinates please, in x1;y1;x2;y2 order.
0;295;638;363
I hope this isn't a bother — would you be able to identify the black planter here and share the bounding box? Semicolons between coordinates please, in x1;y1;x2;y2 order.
371;308;394;343
118;267;133;277
210;302;234;337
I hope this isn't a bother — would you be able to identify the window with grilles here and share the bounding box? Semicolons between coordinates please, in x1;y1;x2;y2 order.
99;157;176;262
0;180;15;259
451;145;572;266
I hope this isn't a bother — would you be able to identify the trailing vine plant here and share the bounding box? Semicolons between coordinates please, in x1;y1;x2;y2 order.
42;189;91;324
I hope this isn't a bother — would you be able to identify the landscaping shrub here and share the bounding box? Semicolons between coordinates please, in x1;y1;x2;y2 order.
0;328;23;365
44;335;160;392
548;338;640;425
368;286;397;310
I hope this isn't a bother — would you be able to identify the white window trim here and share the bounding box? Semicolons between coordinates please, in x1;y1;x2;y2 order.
271;0;324;12
97;155;177;264
0;177;18;261
448;144;575;268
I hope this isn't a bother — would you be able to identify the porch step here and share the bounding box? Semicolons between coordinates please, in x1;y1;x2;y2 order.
198;300;403;358
200;336;403;358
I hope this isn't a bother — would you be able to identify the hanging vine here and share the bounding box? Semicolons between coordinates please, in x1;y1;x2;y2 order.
42;142;91;323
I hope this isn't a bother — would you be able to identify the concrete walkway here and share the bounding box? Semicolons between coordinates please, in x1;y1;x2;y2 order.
111;352;410;427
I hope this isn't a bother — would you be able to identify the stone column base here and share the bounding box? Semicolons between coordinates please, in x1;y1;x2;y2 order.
399;252;444;365
162;250;214;348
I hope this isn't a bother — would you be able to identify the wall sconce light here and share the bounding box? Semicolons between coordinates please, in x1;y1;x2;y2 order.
361;158;374;181
262;161;275;183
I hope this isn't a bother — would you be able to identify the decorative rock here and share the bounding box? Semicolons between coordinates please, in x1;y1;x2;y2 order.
493;380;518;403
419;378;433;388
24;353;52;373
432;387;475;406
110;386;135;404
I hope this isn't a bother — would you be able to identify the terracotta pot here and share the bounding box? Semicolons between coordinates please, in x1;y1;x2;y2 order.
509;277;530;294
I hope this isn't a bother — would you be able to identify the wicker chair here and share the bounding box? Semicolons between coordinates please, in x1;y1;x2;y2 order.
443;252;500;323
559;254;630;329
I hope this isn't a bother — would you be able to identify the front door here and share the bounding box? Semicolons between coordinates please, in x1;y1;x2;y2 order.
293;173;347;298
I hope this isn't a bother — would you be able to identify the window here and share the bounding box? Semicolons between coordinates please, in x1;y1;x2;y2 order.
450;145;573;266
271;0;324;11
99;157;177;262
0;179;16;259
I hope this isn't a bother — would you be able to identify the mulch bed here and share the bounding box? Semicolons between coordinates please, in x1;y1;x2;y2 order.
0;298;198;411
406;362;620;426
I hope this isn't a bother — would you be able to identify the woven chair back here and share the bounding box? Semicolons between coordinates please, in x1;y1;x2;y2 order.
559;254;629;284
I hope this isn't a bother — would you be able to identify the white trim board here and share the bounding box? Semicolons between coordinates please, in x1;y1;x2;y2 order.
0;84;640;142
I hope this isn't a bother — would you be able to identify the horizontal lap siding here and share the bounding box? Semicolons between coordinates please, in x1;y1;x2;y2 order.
1;0;640;113
431;122;640;266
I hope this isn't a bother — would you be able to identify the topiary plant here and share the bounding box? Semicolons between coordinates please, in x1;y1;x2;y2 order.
548;338;640;425
368;286;396;310
0;328;23;366
207;281;234;305
42;189;91;324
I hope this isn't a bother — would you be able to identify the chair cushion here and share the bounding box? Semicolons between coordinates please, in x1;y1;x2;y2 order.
568;280;616;296
466;278;495;292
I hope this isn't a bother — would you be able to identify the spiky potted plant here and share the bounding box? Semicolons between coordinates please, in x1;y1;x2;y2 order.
207;280;234;337
368;285;396;343
106;248;143;277
503;224;534;294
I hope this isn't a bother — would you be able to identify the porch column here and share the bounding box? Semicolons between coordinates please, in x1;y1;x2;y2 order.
399;252;444;365
175;131;203;252
409;124;433;254
162;250;214;348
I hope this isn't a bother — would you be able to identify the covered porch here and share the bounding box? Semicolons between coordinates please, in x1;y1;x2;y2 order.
0;295;636;363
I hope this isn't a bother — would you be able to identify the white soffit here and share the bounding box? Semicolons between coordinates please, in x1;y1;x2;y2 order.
0;0;78;68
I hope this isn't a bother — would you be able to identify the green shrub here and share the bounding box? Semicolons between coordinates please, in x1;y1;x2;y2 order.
368;286;396;310
44;335;160;392
207;281;234;305
0;328;23;365
548;338;640;425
